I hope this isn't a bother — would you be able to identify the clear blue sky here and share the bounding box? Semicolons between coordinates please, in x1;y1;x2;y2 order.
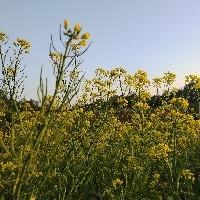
1;0;200;99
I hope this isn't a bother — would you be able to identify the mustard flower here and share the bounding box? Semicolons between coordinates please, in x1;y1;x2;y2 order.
64;19;69;30
0;32;7;42
49;51;63;64
148;143;171;160
110;69;119;78
6;67;16;77
70;43;80;50
152;77;163;88
185;74;200;89
163;71;176;86
14;38;31;53
78;40;87;47
170;97;189;110
181;169;195;182
134;102;150;111
74;24;81;33
117;97;128;106
112;178;123;189
81;32;90;39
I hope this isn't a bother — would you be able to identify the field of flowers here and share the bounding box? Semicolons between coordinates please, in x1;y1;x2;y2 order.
0;20;200;199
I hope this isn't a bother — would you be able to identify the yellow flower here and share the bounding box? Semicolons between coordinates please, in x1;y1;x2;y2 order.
30;194;36;200
181;169;195;182
64;19;69;30
134;102;150;111
185;74;200;89
153;172;160;180
126;69;150;90
170;97;189;109
78;40;87;47
117;97;128;106
6;67;16;77
74;24;81;33
81;32;90;39
70;44;80;50
148;143;171;160
49;51;63;64
0;32;7;42
110;69;119;78
14;38;31;53
112;178;123;189
163;71;176;86
152;77;163;88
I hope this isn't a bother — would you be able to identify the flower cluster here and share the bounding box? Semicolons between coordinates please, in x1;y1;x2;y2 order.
6;66;16;77
163;71;176;88
185;74;200;89
148;143;171;160
181;169;195;182
13;38;31;53
0;32;7;43
63;19;91;49
170;97;189;110
49;51;63;65
112;178;123;189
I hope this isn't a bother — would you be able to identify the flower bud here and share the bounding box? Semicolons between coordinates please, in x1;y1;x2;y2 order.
64;19;69;30
74;24;81;33
78;40;87;47
81;33;90;39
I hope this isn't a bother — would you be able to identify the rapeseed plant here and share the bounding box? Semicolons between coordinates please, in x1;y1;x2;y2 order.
0;19;200;200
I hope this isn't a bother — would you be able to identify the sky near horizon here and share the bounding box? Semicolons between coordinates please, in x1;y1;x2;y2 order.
1;0;200;99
